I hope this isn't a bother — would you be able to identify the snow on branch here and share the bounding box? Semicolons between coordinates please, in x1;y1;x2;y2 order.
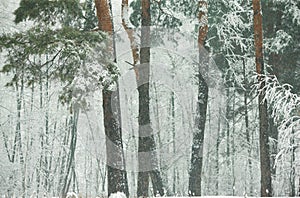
255;74;300;163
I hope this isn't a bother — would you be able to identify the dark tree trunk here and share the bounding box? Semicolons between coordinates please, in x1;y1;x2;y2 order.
298;177;300;196
188;73;208;196
243;58;254;195
171;90;176;195
225;87;231;195
137;0;164;197
215;107;221;195
94;0;129;196
102;89;129;196
61;109;79;198
15;70;25;198
252;0;272;196
188;1;209;196
268;115;278;175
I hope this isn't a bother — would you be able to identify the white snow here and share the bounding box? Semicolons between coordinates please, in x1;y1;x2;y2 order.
66;192;78;198
109;192;127;198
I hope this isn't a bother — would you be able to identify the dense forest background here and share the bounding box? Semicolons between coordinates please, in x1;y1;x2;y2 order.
0;0;299;197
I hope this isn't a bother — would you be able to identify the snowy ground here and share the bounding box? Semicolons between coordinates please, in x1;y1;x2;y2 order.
83;196;294;198
60;192;297;198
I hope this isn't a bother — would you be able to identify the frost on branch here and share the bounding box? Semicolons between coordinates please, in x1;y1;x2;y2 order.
256;74;300;163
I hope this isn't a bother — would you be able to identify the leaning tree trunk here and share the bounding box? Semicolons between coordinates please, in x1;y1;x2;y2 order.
94;0;129;196
252;0;272;196
188;0;209;196
61;109;79;198
136;0;164;197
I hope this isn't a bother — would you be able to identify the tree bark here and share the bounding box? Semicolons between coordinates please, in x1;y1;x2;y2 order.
215;107;221;195
232;89;236;196
243;58;254;195
15;69;25;198
225;87;231;195
94;0;129;196
252;0;272;196
136;0;164;197
188;1;208;196
61;109;79;198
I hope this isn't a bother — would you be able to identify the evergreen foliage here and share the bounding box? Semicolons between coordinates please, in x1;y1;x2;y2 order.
0;0;119;104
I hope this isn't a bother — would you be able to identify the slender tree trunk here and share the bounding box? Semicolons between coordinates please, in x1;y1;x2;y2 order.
44;57;50;192
16;68;25;198
94;0;129;196
47;102;58;193
252;0;272;196
137;0;164;197
57;117;70;196
215;107;221;195
2;125;12;162
170;59;176;195
171;90;176;195
37;68;43;196
232;89;236;196
225;87;231;195
188;1;208;196
243;58;254;195
61;109;79;198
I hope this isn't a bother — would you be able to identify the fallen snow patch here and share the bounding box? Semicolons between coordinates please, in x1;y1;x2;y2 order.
109;192;127;198
66;192;78;198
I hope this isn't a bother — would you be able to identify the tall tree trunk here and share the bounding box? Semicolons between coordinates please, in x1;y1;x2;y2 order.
262;0;281;180
136;0;164;197
215;107;221;195
231;89;236;196
170;57;176;196
57;117;70;197
243;58;254;195
225;87;231;195
37;60;44;196
188;1;208;196
61;109;79;198
252;0;272;196
94;0;129;196
171;91;176;195
15;68;25;198
44;56;50;192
